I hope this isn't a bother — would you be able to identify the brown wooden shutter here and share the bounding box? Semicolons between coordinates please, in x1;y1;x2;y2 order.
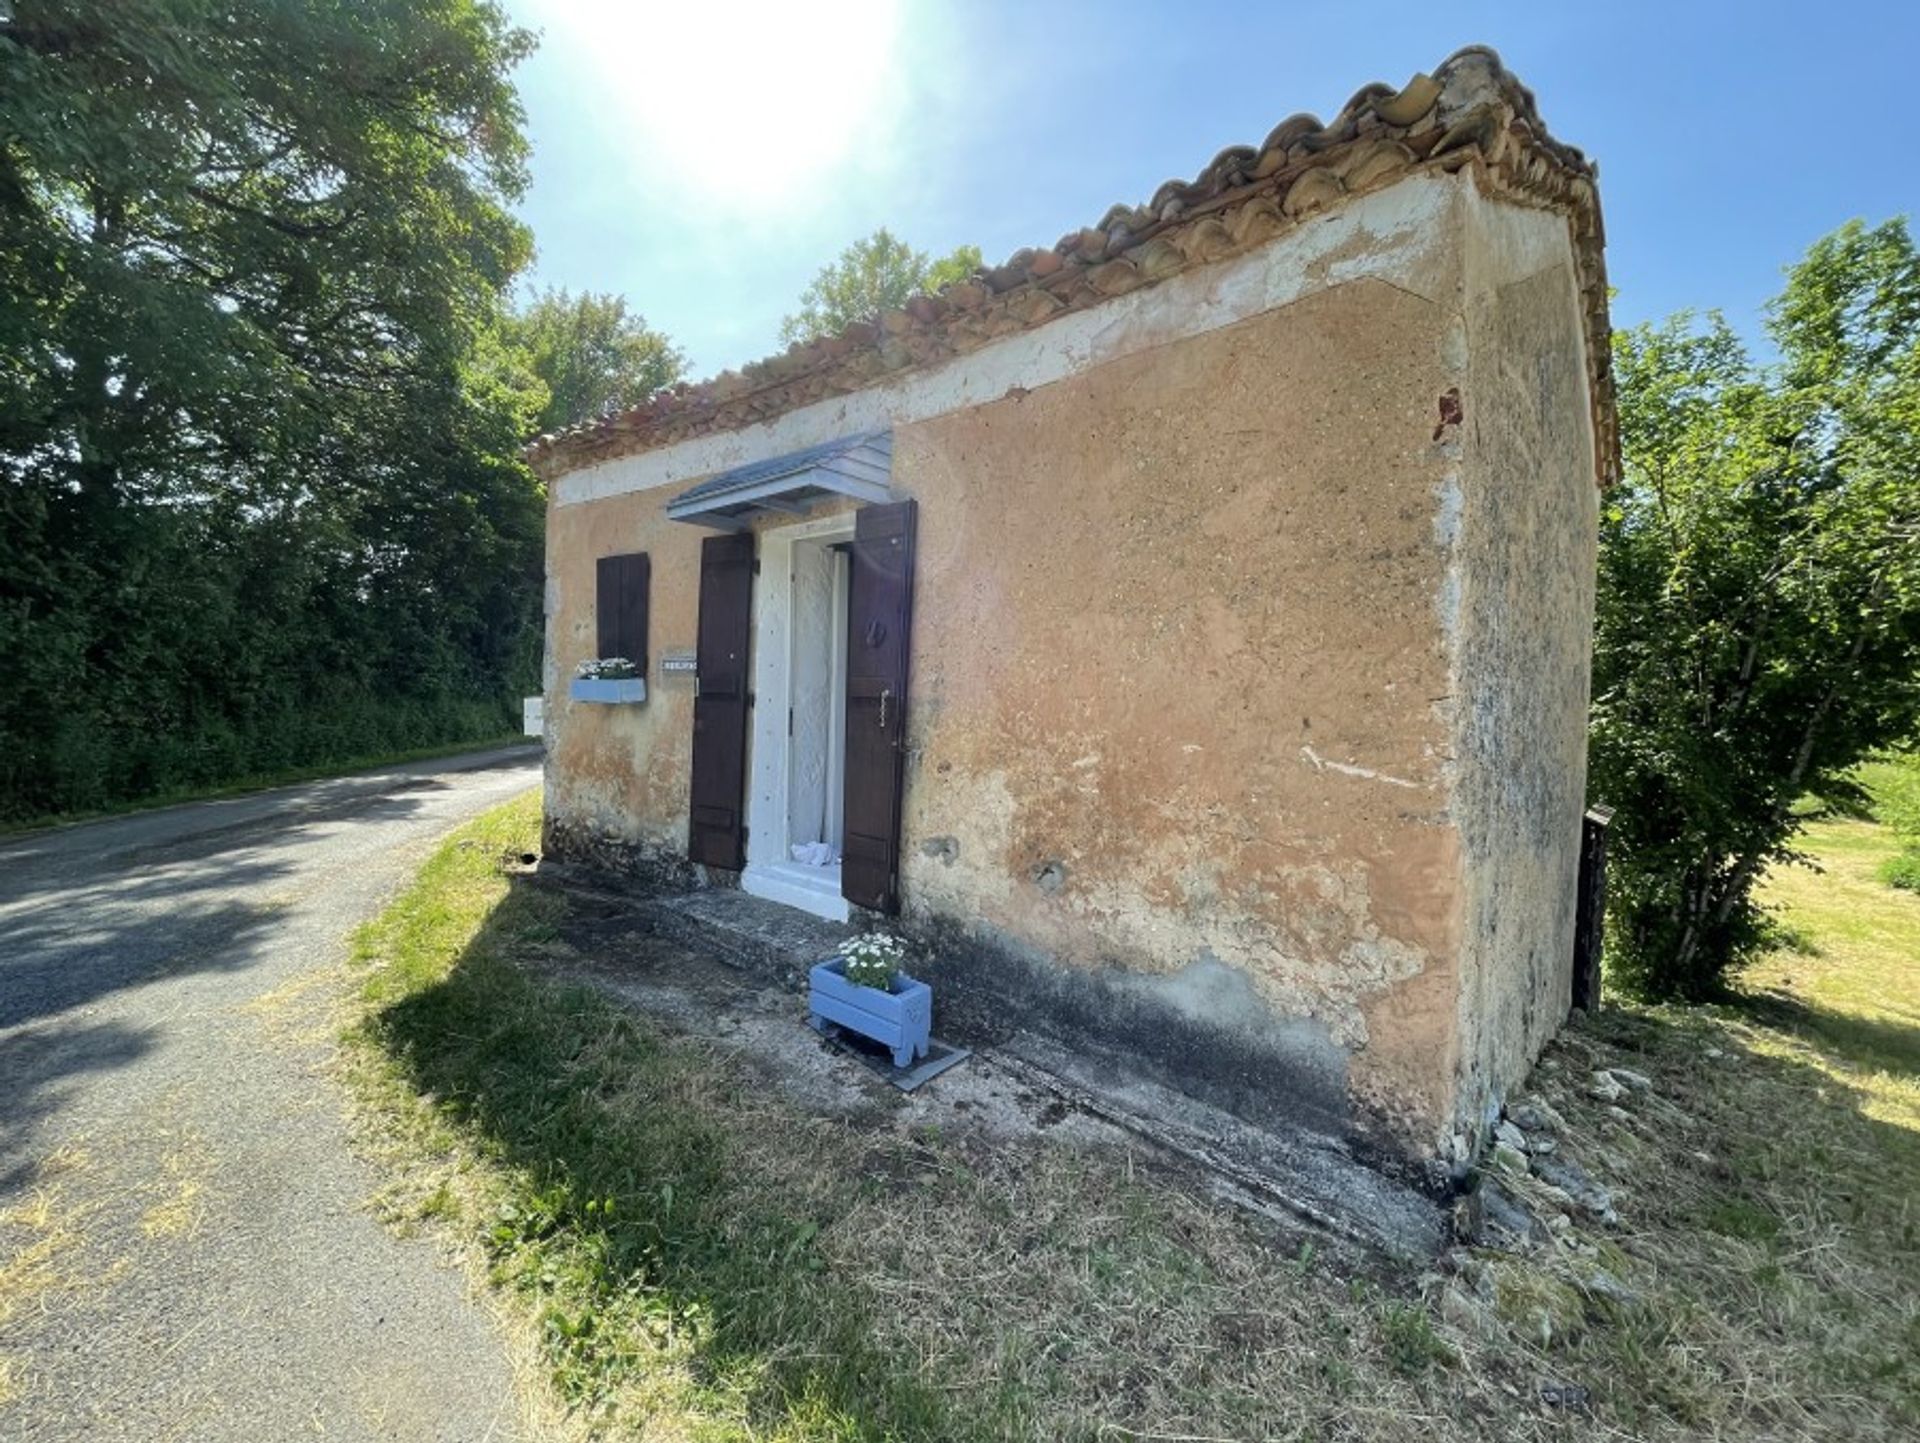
687;532;754;870
842;499;916;914
594;552;650;671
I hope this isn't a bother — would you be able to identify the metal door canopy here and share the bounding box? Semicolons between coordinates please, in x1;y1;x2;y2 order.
666;431;894;530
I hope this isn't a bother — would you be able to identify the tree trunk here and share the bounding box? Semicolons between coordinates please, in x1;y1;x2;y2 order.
1709;614;1876;933
1670;601;1879;988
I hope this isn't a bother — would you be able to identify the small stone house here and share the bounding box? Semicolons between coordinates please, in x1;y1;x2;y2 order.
529;48;1614;1170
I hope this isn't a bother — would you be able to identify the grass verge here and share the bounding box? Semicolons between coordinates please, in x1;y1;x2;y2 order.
344;794;966;1439
1746;809;1920;1132
0;732;529;838
343;792;1920;1441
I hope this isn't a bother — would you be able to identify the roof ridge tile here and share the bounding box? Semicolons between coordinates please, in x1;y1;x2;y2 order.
530;47;1617;490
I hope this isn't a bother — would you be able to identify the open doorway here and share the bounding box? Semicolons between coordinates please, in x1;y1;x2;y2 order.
742;515;855;921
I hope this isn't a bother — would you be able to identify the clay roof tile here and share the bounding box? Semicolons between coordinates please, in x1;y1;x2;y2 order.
529;46;1618;489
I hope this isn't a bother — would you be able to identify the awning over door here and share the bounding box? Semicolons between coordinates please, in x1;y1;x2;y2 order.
665;430;893;530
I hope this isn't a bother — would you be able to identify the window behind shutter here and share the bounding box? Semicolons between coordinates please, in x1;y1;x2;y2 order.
595;552;650;670
688;533;755;869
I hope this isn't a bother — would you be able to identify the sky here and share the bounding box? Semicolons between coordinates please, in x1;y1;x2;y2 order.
505;0;1920;380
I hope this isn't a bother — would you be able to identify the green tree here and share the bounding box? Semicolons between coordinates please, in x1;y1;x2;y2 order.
0;0;545;820
1591;219;1920;1000
504;287;684;435
778;229;982;346
0;0;533;502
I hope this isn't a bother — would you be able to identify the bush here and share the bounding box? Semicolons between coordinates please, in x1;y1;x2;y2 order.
1858;750;1920;835
1858;750;1920;892
1592;221;1920;1000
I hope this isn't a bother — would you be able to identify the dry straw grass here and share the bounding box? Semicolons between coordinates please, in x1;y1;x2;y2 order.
342;792;1920;1441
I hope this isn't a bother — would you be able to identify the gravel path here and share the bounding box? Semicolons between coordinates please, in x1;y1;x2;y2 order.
0;749;545;1441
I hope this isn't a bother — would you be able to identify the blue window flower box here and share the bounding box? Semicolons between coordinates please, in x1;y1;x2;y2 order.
808;957;932;1070
569;677;646;704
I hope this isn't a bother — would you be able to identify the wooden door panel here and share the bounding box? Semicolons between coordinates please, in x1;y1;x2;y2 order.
842;500;916;913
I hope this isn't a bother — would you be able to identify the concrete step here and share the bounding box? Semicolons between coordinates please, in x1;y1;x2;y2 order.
527;863;1445;1262
641;885;853;981
998;1033;1446;1262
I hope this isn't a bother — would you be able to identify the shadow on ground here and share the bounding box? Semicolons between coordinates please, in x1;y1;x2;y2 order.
0;777;453;900
0;1018;157;1192
359;873;987;1437
353;855;1920;1441
0;778;448;1189
0;780;449;1033
1738;987;1920;1080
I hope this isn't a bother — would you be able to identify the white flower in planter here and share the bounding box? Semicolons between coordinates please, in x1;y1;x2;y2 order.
837;932;908;991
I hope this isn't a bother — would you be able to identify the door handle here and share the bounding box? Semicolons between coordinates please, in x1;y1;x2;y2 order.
878;687;892;732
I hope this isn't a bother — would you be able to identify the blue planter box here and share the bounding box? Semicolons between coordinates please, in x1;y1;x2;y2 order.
808;958;932;1070
569;677;646;704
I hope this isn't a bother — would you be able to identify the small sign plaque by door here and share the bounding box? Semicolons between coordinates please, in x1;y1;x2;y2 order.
659;648;698;678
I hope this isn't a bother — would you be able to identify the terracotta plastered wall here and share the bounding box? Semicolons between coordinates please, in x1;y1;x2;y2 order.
542;487;704;869
540;173;1598;1157
893;271;1473;1146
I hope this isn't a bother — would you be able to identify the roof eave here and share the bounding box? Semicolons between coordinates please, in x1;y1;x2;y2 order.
529;46;1617;492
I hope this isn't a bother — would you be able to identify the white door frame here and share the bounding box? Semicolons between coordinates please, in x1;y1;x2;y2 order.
742;512;856;922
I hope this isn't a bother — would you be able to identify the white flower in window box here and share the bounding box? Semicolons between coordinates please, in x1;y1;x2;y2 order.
570;657;646;704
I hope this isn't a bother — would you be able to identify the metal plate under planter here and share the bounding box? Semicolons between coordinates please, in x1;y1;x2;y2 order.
808;957;931;1070
569;677;646;704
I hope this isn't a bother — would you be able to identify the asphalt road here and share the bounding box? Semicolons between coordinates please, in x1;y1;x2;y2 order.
0;748;546;1441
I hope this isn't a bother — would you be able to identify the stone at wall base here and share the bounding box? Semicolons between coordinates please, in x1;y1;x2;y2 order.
541;814;712;894
533;822;1435;1189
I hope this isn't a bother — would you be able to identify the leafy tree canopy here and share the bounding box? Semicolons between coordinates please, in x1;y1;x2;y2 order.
1591;218;1920;1000
0;0;534;499
0;0;548;820
505;287;685;435
778;228;982;346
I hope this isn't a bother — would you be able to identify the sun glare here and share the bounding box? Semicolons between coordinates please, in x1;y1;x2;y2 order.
533;0;905;206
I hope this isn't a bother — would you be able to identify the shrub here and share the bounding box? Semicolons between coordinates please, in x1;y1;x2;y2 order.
1880;851;1920;893
1592;221;1920;1000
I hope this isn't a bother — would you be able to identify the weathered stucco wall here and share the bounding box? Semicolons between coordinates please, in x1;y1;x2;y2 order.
1445;188;1599;1139
542;487;705;878
540;170;1599;1161
893;274;1468;1146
